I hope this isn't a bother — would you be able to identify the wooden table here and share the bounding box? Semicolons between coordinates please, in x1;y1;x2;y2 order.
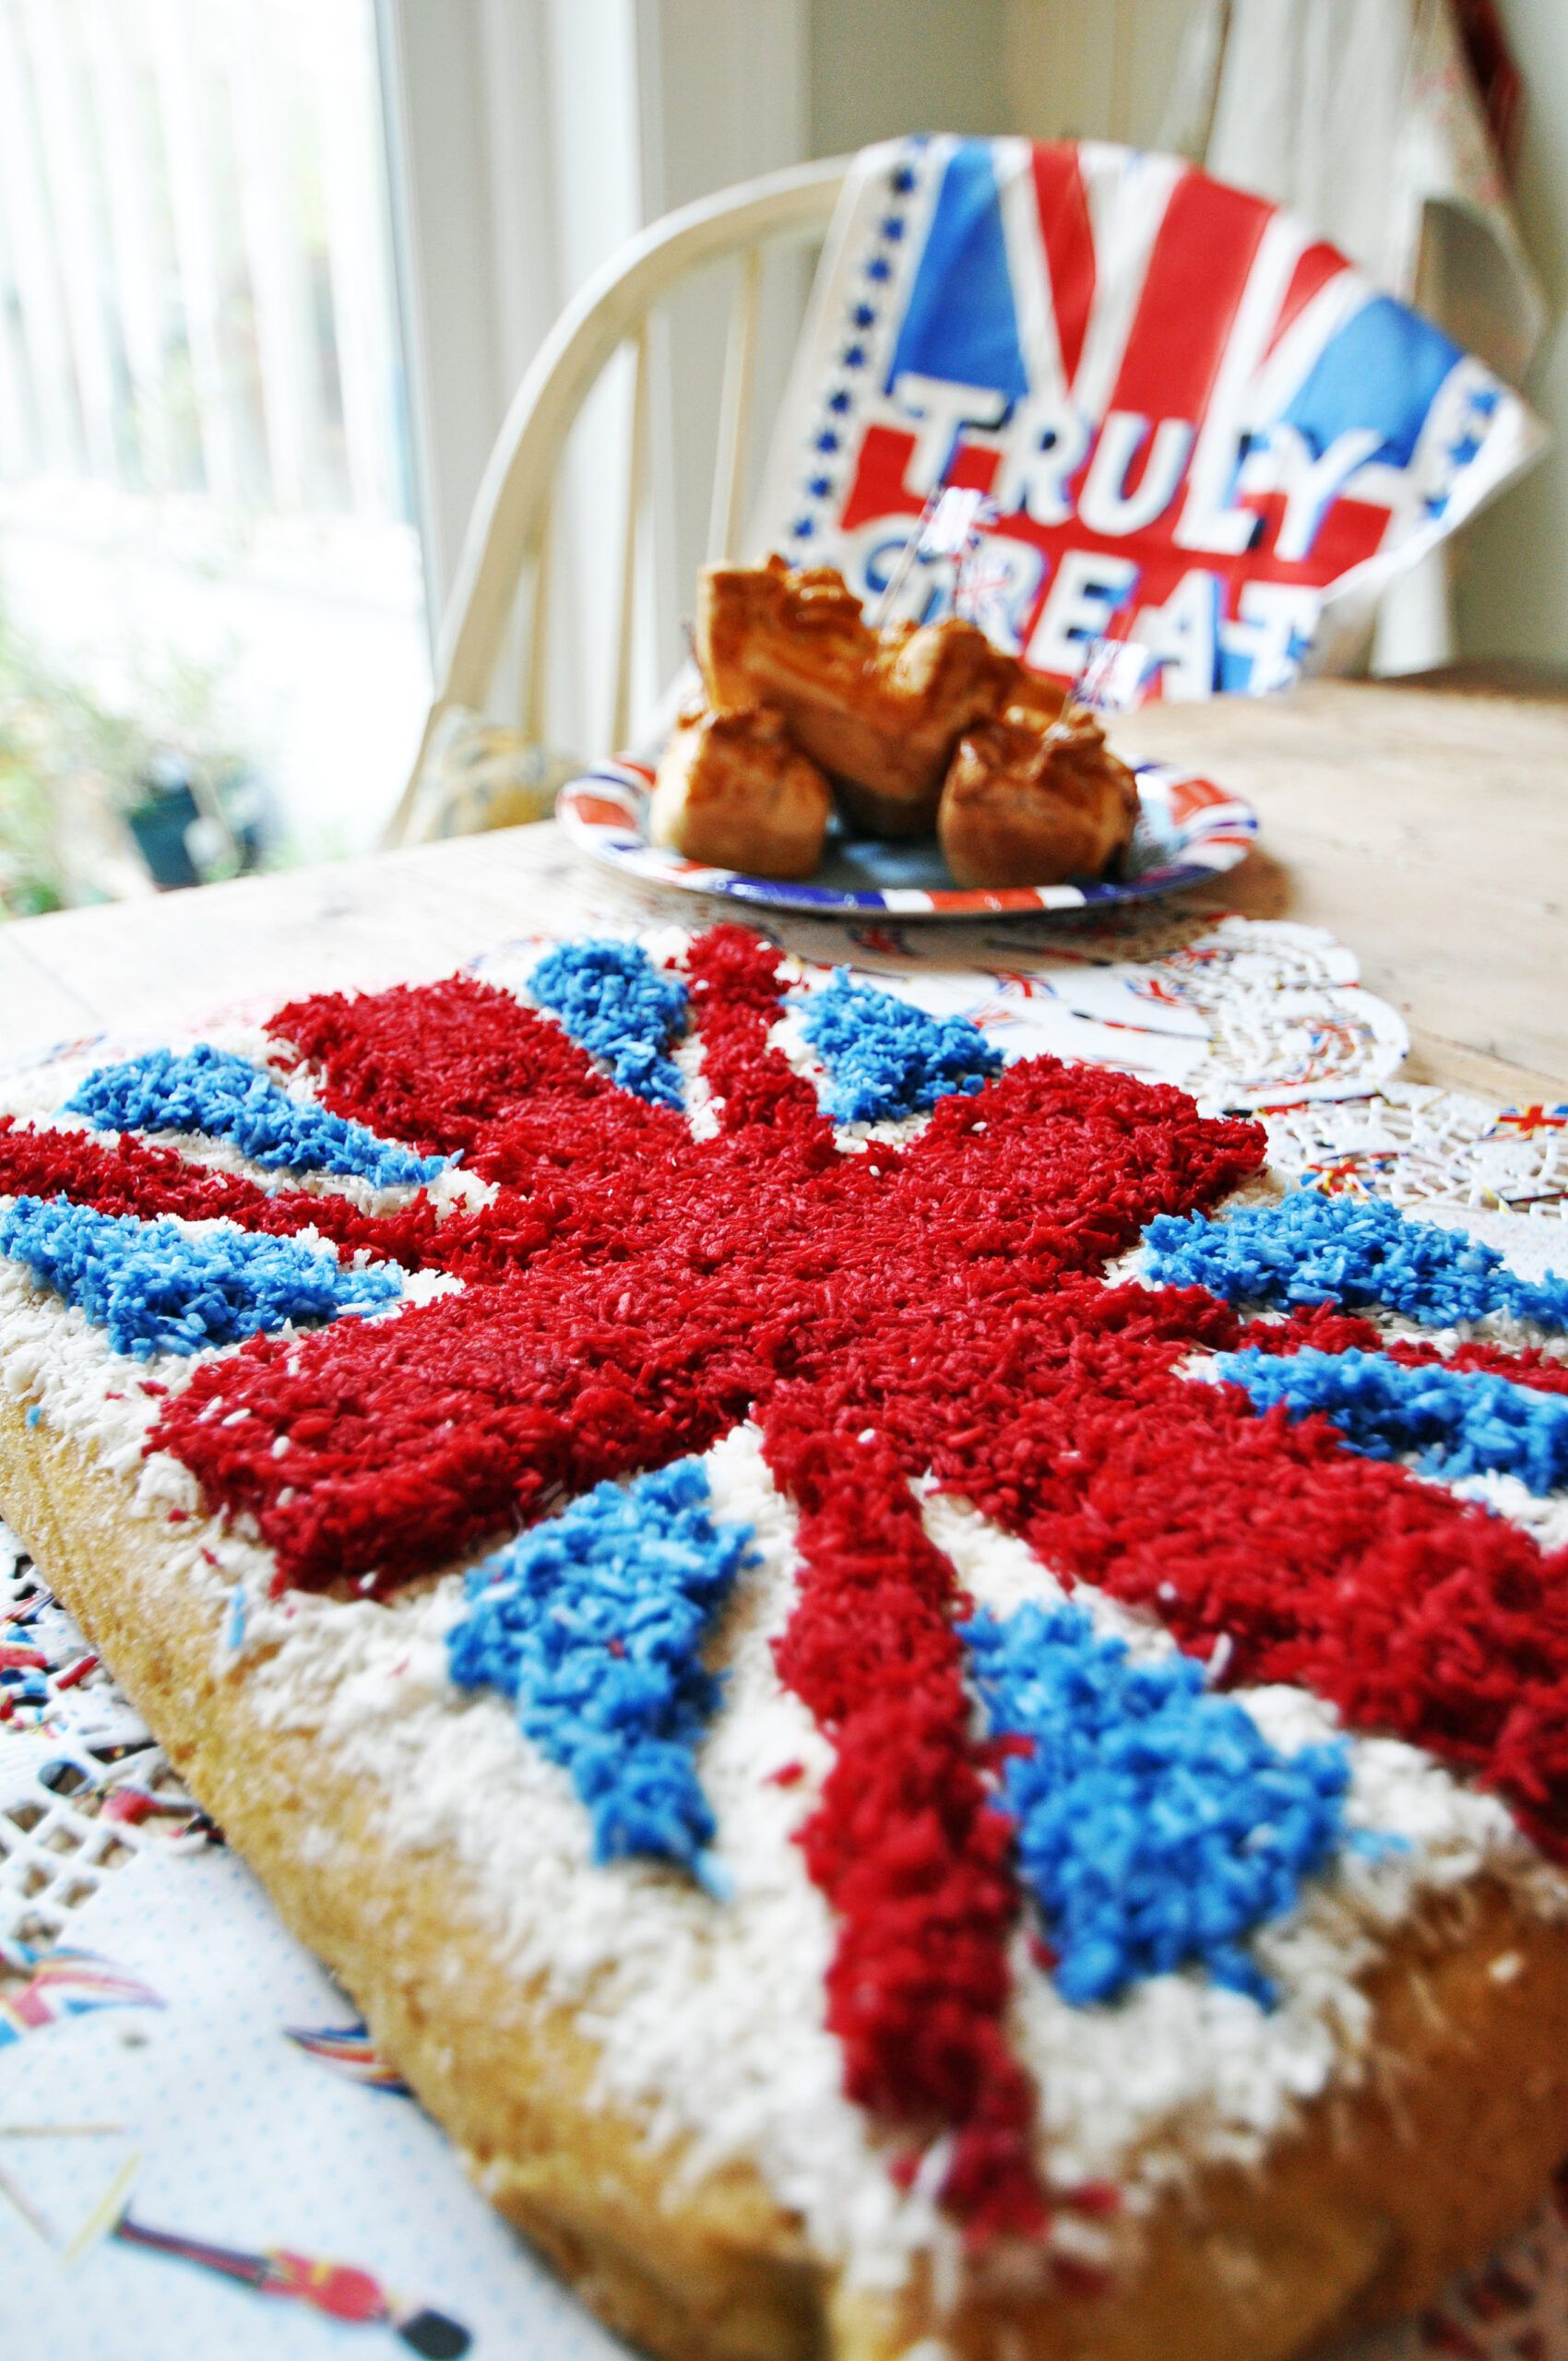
1111;670;1568;1105
2;674;1564;1102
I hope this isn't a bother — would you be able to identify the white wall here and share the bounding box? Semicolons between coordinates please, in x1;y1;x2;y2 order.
1454;0;1568;668
809;0;1008;154
1004;0;1191;148
381;0;645;753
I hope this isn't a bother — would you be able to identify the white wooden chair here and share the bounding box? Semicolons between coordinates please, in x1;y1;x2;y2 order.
387;155;849;846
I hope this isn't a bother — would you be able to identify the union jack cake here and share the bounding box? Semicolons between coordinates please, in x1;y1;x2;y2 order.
2;922;1566;2361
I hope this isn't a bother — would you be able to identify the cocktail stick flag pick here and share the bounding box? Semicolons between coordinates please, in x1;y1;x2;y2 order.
754;137;1545;695
108;2214;472;2357
1071;638;1163;714
50;2149;474;2357
868;481;996;623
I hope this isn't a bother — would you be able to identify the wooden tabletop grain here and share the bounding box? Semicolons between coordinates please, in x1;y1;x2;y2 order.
3;673;1564;1102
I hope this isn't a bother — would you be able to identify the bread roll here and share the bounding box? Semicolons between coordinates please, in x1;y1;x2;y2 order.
939;708;1140;887
648;704;832;880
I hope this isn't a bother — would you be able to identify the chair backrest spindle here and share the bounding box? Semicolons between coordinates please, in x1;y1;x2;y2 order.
522;500;553;748
612;325;652;754
707;244;762;565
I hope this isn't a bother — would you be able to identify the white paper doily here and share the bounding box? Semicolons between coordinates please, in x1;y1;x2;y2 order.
1265;1086;1567;1220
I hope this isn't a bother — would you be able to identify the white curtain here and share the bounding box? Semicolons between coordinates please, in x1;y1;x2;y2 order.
1160;0;1545;673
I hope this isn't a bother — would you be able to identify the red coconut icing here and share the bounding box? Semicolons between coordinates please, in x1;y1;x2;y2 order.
6;923;1568;2239
766;1414;1045;2238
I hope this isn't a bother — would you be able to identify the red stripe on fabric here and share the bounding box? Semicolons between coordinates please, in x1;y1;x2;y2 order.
764;1416;1047;2240
834;430;1394;699
1108;173;1274;422
1263;238;1349;364
1028;143;1097;390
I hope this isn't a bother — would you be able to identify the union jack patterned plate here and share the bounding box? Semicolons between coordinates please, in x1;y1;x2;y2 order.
556;755;1257;919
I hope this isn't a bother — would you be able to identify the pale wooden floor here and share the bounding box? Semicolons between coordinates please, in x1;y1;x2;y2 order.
2;673;1563;1102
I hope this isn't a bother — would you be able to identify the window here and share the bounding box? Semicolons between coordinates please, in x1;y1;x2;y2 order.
0;0;428;907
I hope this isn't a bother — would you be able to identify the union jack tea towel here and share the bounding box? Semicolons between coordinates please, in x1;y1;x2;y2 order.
751;136;1544;697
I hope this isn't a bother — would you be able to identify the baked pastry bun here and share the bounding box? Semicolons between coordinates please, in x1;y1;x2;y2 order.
938;707;1141;887
999;668;1073;732
696;557;1016;837
647;702;832;879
